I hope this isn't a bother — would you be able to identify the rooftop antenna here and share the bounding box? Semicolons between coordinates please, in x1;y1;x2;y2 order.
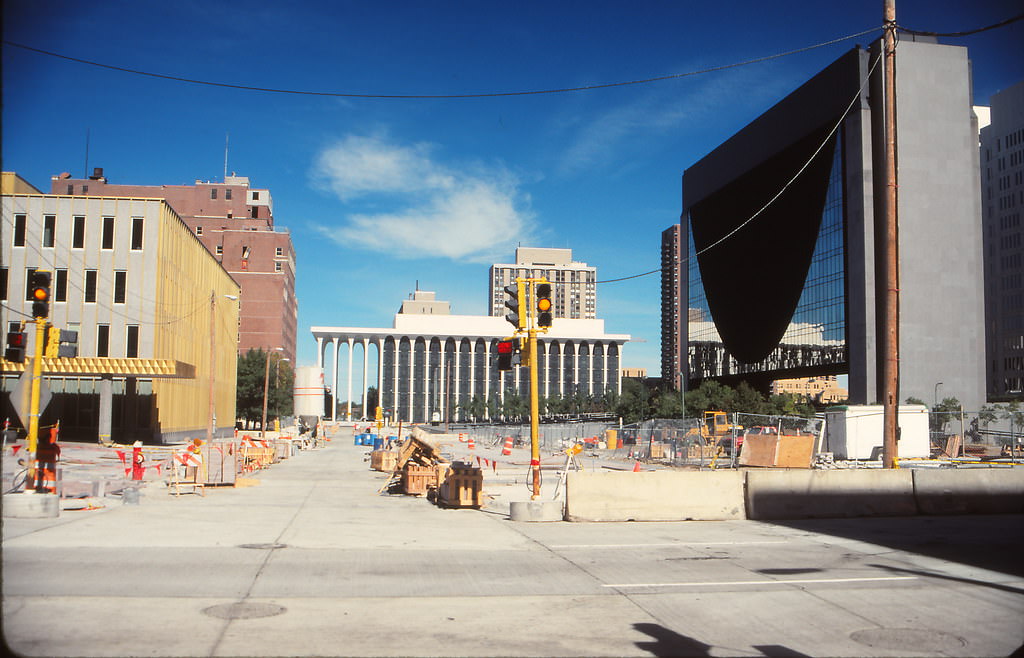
83;128;90;178
223;132;229;182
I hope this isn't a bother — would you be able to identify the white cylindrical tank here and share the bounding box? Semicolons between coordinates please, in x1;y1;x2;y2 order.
293;366;325;419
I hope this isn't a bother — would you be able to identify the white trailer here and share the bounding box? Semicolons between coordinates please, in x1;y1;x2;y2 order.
823;404;930;460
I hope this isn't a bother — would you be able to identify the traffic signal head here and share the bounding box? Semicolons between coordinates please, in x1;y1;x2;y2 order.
535;282;553;327
504;282;525;329
30;270;51;319
496;337;522;371
5;330;27;363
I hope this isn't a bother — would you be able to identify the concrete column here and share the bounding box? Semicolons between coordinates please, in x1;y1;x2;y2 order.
558;340;565;397
97;375;113;445
408;339;416;423
542;340;550;398
573;344;580;397
362;338;369;418
346;338;354;421
588;343;594;396
316;336;324;369
376;339;383;407
332;338;340;421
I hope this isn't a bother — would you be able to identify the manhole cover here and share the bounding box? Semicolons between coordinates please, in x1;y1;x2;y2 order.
203;602;286;620
851;628;966;652
238;543;287;550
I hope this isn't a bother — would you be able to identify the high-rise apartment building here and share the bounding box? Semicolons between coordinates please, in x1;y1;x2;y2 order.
981;80;1024;401
660;225;683;388
489;248;596;320
50;169;297;364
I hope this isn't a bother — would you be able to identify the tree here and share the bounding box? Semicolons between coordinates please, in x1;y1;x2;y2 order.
237;349;268;428
684;380;735;417
364;386;378;418
268;357;294;421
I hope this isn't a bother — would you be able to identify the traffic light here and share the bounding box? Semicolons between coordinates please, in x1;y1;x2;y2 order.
496;338;522;371
535;282;553;328
504;281;525;329
5;330;27;363
30;270;51;319
44;326;78;358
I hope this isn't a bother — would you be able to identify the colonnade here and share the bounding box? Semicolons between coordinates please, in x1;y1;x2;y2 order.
314;332;624;424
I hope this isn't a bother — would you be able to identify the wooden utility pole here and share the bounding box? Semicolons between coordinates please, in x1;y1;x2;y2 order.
881;0;900;468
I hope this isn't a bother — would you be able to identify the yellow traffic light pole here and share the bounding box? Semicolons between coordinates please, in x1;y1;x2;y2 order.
25;318;46;488
509;277;551;500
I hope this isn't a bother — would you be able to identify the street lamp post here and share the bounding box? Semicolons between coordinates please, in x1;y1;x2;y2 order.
934;382;943;409
261;347;284;438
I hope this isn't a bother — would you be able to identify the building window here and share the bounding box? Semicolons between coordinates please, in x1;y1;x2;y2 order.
252;191;260;200
210;189;217;199
24;268;37;300
276;247;283;257
196;226;203;236
114;271;126;304
126;325;139;358
13;214;26;246
82;185;88;194
101;217;114;249
215;245;223;256
42;215;55;248
84;270;97;303
66;184;73;195
131;217;144;250
275;261;282;273
55;269;68;302
72;216;85;248
225;189;232;200
96;325;110;357
251;206;259;219
0;268;7;301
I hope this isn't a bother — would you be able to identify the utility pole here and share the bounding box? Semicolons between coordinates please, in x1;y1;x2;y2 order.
881;0;901;469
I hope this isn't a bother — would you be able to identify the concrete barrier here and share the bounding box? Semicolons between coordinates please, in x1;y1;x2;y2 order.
745;469;917;520
2;492;60;518
913;468;1024;515
565;471;745;521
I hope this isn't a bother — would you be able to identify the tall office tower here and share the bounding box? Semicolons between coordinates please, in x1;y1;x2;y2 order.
50;169;297;365
489;248;596;320
661;225;683;389
981;80;1024;400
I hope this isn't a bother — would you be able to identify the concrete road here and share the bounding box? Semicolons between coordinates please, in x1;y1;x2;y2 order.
3;428;1023;657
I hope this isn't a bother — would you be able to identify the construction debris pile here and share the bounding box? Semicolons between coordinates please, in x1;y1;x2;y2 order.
372;428;482;509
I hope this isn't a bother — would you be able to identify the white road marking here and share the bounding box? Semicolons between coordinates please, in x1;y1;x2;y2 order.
603;576;918;588
550;541;788;549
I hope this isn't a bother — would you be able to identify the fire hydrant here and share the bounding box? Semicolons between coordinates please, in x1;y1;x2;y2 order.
131;446;145;481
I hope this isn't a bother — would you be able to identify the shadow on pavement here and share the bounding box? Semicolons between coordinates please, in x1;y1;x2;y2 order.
633;623;813;657
767;515;1024;578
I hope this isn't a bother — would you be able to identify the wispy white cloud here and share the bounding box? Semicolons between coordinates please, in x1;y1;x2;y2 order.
311;134;534;262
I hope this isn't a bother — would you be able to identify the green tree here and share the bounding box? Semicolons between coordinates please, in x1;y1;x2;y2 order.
268;357;294;421
236;349;268;428
684;380;736;417
733;381;767;415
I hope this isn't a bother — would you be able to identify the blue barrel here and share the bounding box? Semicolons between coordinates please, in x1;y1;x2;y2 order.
372;437;384;450
354;433;363;445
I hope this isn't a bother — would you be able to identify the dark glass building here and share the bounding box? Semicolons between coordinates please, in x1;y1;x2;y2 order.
679;39;986;412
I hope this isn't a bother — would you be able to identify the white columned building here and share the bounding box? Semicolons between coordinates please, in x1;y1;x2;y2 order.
312;290;629;424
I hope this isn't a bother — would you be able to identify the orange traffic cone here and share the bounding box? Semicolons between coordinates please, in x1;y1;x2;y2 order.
502;437;513;456
633;461;642;472
468;436;475;450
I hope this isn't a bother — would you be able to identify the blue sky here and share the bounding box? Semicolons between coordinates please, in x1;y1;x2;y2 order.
3;1;1022;374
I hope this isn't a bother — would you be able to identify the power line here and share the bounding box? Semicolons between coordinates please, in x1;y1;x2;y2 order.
898;11;1024;38
2;27;879;100
596;49;882;286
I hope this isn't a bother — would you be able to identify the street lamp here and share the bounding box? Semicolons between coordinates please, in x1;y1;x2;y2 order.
934;382;943;409
261;347;284;438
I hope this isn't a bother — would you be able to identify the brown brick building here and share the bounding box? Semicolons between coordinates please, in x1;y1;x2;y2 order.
50;168;297;364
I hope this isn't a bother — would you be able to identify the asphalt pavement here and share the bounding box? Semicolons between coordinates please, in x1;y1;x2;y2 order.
2;425;1023;657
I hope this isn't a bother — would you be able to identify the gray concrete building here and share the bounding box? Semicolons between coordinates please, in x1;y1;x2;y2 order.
981;80;1024;401
680;38;986;412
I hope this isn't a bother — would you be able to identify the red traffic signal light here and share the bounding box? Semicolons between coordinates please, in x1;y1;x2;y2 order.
496;338;521;371
535;282;552;327
30;270;51;319
5;330;27;363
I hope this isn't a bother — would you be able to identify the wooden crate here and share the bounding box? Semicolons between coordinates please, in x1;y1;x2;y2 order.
439;464;483;508
650;443;665;459
403;464;436;496
371;450;399;472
